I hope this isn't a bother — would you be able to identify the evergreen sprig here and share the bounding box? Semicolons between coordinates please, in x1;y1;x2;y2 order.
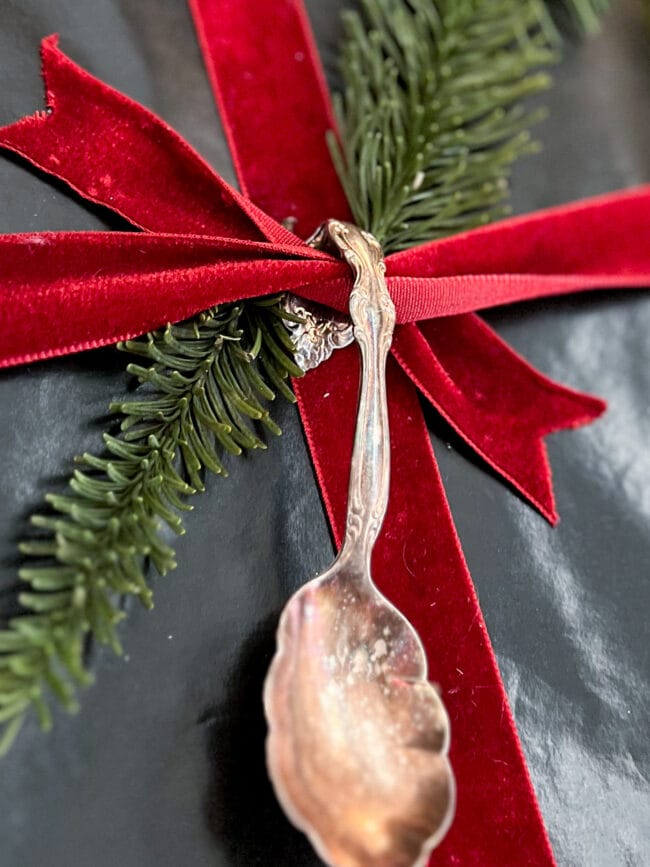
0;298;301;755
328;0;613;254
328;0;561;252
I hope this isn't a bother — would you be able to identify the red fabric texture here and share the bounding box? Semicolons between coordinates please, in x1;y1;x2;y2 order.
392;317;606;523
0;35;301;247
387;184;650;318
0;231;344;366
188;0;349;238
0;14;649;864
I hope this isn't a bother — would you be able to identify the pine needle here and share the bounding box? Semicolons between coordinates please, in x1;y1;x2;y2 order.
328;0;609;253
0;298;300;747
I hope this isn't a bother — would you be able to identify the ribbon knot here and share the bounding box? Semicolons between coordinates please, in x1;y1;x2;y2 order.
0;16;649;866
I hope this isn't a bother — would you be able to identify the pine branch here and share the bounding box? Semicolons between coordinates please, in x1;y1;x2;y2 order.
328;0;609;253
0;298;301;756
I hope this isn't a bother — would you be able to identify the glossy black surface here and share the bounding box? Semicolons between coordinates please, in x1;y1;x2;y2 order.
0;1;648;865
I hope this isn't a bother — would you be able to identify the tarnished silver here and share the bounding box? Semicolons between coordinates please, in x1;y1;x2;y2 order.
264;221;455;867
283;294;354;372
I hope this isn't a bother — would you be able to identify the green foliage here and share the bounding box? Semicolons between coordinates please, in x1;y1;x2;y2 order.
0;298;300;755
328;0;558;252
328;0;610;253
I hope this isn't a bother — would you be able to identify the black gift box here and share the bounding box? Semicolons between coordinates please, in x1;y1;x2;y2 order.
0;1;648;864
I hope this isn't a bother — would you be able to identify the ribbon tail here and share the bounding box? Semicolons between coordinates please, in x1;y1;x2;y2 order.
392;316;606;523
0;35;300;247
294;350;556;865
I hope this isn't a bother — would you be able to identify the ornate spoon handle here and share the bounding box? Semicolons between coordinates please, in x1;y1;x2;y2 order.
307;220;395;569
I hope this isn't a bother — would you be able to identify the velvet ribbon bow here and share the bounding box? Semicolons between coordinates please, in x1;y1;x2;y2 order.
1;2;650;864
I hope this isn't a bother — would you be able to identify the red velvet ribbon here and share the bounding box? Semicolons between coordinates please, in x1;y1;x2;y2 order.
1;12;650;864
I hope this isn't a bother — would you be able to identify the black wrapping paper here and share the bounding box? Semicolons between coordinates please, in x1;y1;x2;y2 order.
0;1;648;864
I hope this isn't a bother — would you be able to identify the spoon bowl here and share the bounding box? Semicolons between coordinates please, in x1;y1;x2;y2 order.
265;563;454;867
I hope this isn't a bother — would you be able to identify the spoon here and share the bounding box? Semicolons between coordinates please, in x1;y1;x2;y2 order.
264;220;455;867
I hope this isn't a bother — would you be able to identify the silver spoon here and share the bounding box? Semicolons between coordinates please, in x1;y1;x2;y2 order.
264;220;455;867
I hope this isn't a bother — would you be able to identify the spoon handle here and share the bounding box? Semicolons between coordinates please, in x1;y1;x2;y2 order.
309;221;396;570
